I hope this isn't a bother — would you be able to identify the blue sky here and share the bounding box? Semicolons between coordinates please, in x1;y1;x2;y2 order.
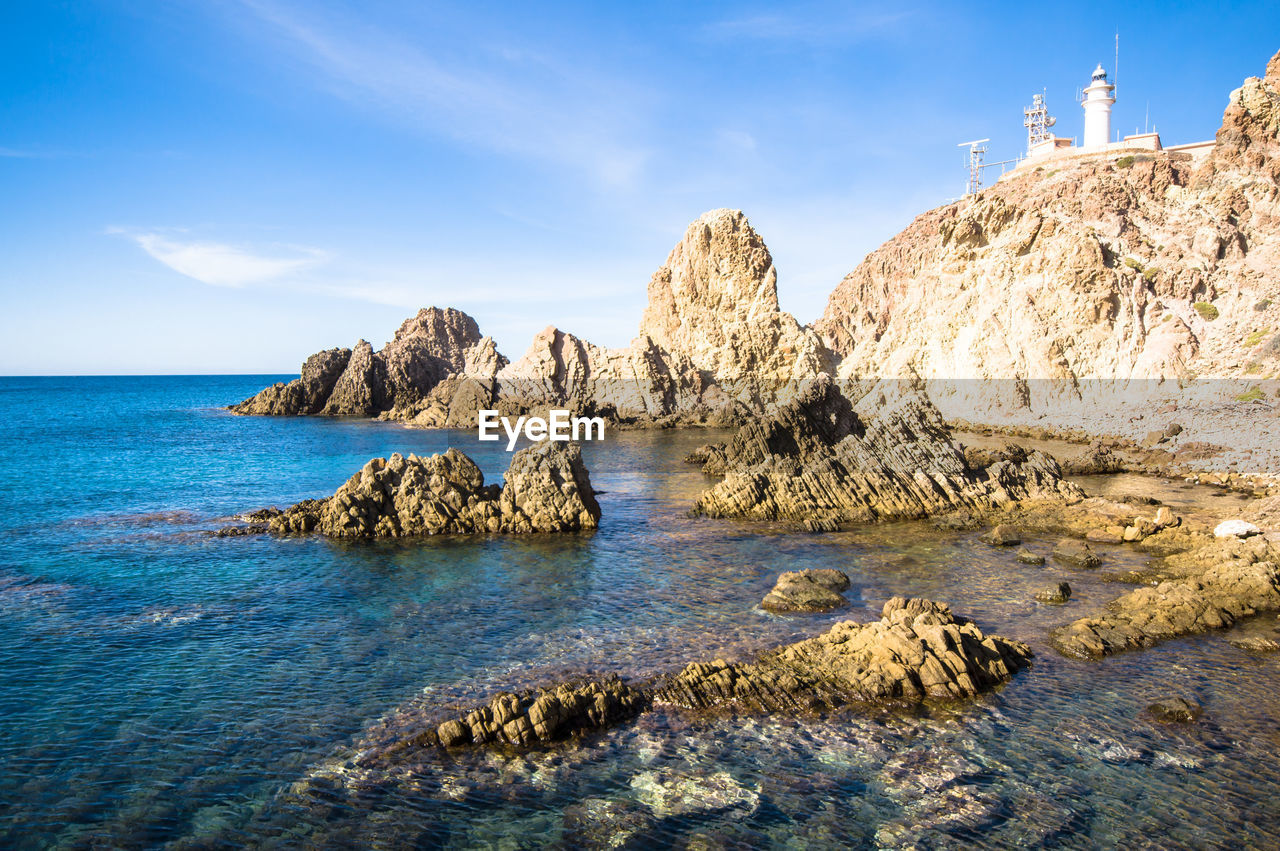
1;0;1274;374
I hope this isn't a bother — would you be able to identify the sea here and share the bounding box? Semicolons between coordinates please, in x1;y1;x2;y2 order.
2;375;1279;849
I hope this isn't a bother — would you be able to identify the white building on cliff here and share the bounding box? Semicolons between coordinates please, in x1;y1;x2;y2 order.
1019;62;1213;164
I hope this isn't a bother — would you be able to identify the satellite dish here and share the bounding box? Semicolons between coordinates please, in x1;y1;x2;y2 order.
1046;117;1057;127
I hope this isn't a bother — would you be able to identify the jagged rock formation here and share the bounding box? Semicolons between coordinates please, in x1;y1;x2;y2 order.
421;676;647;749
691;378;1083;524
232;307;493;417
638;209;836;385
231;210;837;426
266;442;600;537
229;50;1280;450
654;597;1032;711
380;597;1029;753
815;50;1280;417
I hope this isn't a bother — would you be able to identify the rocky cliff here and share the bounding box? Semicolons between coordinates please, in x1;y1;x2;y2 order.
232;50;1280;448
815;50;1280;411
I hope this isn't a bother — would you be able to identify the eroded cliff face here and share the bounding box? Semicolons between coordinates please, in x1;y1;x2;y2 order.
815;50;1280;397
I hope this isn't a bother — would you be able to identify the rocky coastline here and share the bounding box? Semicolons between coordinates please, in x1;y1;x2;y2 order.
231;48;1280;797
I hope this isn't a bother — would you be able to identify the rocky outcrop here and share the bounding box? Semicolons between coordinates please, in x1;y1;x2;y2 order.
1051;539;1102;568
654;597;1032;712
1209;49;1280;182
1050;537;1280;659
638;209;837;389
231;307;488;417
379;307;485;409
322;339;386;416
229;347;352;415
419;676;647;749
1034;582;1071;605
761;569;852;612
230;210;838;426
266;442;600;537
691;378;1083;524
392;597;1029;754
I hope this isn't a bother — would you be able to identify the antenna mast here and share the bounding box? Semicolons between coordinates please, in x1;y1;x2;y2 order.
957;138;990;197
1114;31;1119;94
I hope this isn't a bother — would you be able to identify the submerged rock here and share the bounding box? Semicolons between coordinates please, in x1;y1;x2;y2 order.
1145;697;1203;723
1228;635;1280;652
691;378;1083;524
981;524;1022;547
266;442;600;537
1034;582;1072;605
654;597;1032;712
1051;539;1102;569
628;770;760;820
761;569;851;612
1016;548;1046;565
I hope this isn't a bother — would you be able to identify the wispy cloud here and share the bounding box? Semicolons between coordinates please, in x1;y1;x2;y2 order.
232;0;652;187
705;6;914;45
113;228;328;287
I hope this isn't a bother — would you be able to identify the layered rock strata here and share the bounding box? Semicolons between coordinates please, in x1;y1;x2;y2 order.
653;597;1032;712
1050;536;1280;659
420;677;647;749
691;378;1083;523
266;442;599;537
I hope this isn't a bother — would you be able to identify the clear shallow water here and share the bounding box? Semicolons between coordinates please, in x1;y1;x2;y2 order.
2;376;1279;848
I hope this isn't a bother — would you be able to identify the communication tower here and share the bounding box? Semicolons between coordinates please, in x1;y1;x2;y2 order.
1022;92;1057;154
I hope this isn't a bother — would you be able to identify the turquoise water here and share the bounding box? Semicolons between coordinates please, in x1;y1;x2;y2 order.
2;375;1280;848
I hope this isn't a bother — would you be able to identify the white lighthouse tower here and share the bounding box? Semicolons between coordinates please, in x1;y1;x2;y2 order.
1081;63;1115;150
